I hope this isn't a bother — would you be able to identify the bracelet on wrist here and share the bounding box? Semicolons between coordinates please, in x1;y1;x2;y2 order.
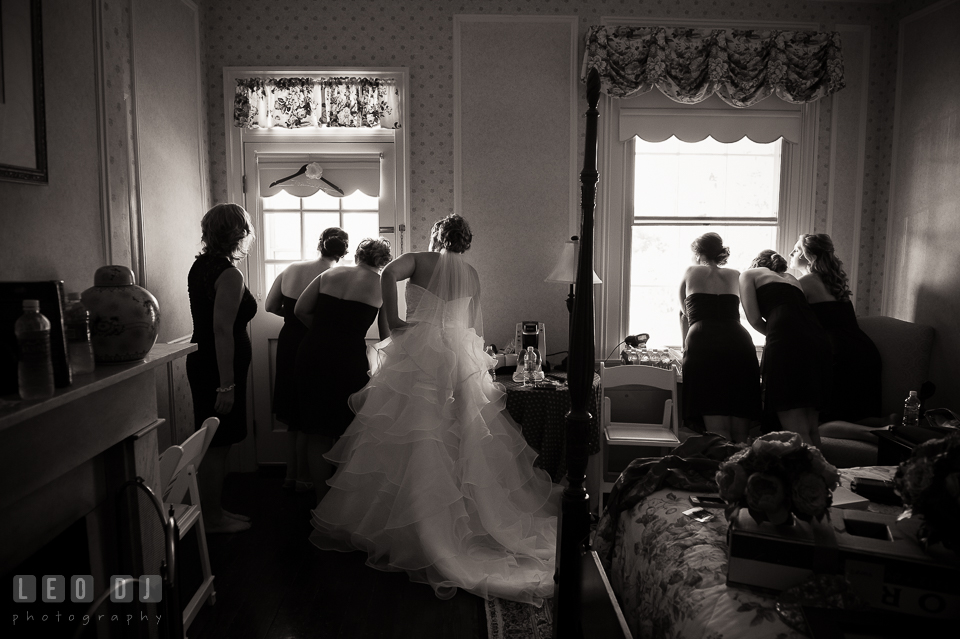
216;384;236;393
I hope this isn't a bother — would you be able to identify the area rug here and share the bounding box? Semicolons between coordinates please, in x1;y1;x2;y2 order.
485;597;552;639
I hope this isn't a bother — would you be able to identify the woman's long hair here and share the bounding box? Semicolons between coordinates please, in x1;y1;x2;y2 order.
800;234;851;302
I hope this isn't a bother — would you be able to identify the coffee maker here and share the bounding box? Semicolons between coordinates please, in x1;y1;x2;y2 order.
515;321;546;366
512;321;546;382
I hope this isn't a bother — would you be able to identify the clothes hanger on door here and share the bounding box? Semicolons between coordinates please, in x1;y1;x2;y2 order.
269;162;345;195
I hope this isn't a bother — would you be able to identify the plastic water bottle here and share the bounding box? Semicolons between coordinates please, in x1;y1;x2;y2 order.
639;346;650;366
484;345;497;381
659;349;672;368
64;292;96;374
901;390;920;428
15;299;55;400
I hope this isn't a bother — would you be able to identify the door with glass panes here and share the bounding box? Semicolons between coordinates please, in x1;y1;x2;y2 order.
243;142;404;463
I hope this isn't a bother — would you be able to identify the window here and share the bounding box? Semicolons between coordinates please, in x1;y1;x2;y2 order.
597;92;817;355
261;189;380;286
628;136;783;346
253;149;389;293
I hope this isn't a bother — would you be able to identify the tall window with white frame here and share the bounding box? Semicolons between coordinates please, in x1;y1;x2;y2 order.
261;189;380;287
628;135;784;347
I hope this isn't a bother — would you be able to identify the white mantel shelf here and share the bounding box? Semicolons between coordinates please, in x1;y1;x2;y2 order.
0;341;195;585
0;342;196;433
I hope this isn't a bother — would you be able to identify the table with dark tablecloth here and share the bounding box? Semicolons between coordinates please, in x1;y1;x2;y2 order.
497;371;602;482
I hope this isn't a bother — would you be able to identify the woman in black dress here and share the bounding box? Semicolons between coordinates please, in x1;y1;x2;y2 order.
187;203;257;533
789;234;881;423
679;233;761;442
740;250;831;446
265;227;348;491
294;238;392;503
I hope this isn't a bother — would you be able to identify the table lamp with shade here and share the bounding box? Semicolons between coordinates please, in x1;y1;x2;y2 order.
545;236;602;352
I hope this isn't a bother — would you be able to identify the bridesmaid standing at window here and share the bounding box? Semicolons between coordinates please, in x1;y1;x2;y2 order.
294;238;392;504
265;227;349;491
679;233;761;442
789;234;882;423
740;250;831;446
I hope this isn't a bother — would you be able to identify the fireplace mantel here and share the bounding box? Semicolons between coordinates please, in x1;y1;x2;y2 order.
0;342;196;580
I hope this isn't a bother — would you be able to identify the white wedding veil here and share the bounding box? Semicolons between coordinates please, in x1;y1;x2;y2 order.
421;249;484;338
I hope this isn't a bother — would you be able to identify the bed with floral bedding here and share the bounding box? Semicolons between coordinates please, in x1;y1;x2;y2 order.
590;435;898;639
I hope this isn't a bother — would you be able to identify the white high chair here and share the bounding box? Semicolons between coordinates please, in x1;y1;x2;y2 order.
158;416;220;632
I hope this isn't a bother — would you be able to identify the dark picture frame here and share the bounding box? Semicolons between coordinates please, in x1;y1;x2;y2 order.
0;0;47;185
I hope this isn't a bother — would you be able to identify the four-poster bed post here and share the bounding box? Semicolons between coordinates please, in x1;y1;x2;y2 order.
553;68;601;639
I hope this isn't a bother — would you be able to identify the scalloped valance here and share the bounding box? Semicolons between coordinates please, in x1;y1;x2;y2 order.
233;77;400;129
581;26;845;107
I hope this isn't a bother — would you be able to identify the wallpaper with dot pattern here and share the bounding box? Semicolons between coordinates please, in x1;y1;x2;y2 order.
98;0;137;269
200;0;913;317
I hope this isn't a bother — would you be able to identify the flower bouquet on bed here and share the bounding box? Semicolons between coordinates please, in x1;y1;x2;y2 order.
716;432;840;525
894;430;960;553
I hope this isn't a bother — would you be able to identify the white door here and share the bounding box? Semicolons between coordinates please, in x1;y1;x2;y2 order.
243;141;405;464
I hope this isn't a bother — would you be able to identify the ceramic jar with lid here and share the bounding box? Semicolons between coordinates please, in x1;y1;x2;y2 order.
81;265;161;363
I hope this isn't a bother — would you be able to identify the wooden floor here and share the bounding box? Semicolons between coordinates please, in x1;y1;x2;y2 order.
188;467;487;639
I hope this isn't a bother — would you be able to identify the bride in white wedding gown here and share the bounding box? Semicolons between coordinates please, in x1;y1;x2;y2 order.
309;214;561;606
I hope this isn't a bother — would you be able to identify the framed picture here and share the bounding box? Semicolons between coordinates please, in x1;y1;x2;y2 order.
0;0;47;185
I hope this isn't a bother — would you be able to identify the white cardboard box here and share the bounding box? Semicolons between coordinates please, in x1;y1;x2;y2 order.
726;507;960;619
831;485;870;510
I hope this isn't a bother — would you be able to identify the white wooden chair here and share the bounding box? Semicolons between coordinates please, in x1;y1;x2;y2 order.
158;416;219;632
587;364;680;514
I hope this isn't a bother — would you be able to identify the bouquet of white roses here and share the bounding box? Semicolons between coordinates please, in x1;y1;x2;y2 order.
716;432;840;525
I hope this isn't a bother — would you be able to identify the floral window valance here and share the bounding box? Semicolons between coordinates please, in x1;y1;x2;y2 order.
234;77;400;129
581;26;844;107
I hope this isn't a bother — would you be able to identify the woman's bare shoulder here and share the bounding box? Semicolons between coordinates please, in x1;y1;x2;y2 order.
414;251;441;266
282;260;305;275
216;264;243;283
722;267;741;278
681;264;708;283
319;264;353;282
798;272;833;299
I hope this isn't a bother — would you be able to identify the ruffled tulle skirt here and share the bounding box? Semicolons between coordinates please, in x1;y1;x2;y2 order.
309;319;561;606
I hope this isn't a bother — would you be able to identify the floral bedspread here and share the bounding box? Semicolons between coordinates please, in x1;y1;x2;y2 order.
595;465;897;639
